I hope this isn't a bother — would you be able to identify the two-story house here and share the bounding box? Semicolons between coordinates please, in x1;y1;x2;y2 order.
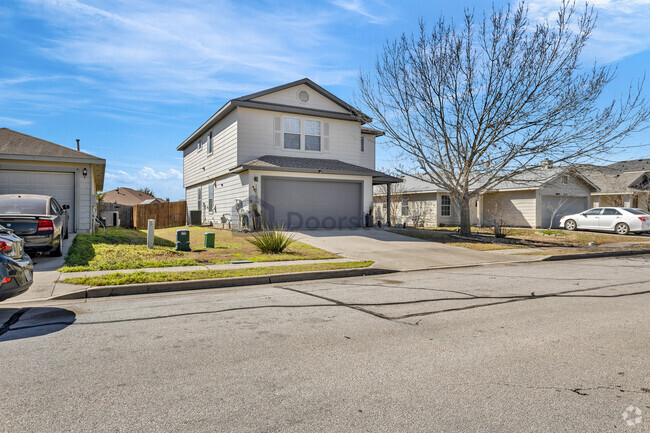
178;78;400;229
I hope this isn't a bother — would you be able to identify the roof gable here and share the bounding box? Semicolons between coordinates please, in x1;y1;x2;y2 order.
0;128;105;163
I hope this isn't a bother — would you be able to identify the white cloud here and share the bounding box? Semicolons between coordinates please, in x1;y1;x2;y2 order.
16;0;357;101
0;116;33;126
330;0;389;24
528;0;650;63
104;166;184;200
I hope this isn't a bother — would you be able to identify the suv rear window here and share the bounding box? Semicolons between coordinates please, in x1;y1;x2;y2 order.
0;198;47;214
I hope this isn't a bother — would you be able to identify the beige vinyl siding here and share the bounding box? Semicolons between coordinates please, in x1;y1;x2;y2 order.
237;107;373;169
482;191;537;227
183;110;238;188
0;159;96;233
251;84;349;114
359;133;376;171
538;174;592;196
187;174;249;225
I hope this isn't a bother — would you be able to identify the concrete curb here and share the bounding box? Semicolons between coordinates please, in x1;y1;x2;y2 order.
541;249;650;262
51;267;393;300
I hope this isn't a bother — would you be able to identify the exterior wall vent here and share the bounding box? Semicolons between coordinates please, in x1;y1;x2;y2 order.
297;90;310;104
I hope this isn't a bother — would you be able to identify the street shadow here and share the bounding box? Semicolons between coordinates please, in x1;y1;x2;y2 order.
0;307;76;342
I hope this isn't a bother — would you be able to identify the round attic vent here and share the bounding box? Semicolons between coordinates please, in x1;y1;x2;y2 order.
297;90;310;103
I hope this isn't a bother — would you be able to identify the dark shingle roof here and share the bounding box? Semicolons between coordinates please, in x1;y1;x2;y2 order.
233;155;399;181
0;128;105;162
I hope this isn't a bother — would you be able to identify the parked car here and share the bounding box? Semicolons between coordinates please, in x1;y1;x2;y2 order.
560;207;650;235
0;225;33;301
0;194;69;256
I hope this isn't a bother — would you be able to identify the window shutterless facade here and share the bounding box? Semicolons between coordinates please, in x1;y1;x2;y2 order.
441;195;451;216
361;137;365;152
207;132;213;155
197;188;202;210
401;197;409;216
208;184;214;211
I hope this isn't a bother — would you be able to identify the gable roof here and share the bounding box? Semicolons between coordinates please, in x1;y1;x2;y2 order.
605;158;650;172
578;165;650;194
231;155;401;183
102;187;161;206
0;128;106;190
177;78;373;151
0;128;105;163
376;167;598;195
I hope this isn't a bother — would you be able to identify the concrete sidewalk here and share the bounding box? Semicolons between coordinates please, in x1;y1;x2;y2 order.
7;257;366;303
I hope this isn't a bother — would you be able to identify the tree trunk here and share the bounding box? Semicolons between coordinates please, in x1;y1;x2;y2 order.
458;196;472;236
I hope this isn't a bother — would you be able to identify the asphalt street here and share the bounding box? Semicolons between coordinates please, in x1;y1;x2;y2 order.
1;255;649;432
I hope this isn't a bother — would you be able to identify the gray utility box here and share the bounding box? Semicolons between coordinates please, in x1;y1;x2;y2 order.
175;229;191;251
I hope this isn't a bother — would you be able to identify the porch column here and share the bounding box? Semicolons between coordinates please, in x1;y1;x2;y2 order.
592;195;599;207
386;183;391;227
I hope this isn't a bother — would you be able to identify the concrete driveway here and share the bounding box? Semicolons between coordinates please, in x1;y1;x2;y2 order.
291;228;534;271
8;234;76;302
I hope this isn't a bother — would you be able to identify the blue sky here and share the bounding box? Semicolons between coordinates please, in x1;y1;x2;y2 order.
1;0;650;200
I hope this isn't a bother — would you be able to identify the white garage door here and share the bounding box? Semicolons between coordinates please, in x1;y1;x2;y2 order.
541;196;588;229
0;170;75;232
262;178;363;229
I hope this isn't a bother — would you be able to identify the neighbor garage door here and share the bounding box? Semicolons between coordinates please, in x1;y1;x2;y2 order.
262;178;362;229
0;170;75;233
541;196;588;229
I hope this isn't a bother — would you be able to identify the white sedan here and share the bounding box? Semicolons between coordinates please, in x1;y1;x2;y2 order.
560;207;650;235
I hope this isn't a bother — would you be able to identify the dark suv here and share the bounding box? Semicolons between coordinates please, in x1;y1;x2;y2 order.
0;194;69;256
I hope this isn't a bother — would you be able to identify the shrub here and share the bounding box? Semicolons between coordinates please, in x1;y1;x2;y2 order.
247;227;295;253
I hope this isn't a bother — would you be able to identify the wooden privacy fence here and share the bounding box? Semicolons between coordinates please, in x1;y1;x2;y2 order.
133;200;187;229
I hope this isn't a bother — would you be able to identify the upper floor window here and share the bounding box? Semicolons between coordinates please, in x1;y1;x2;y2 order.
305;120;321;151
441;195;451;216
284;117;301;150
207;132;213;155
361;137;365;152
197;138;202;151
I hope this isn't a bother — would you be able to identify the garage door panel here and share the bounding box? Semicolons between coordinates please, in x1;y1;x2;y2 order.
541;196;588;229
263;178;362;229
0;170;75;233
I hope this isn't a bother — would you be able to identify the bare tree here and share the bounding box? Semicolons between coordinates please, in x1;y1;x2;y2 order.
358;1;649;235
543;196;570;229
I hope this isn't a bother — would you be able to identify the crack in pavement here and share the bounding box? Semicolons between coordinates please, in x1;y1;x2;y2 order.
482;382;649;396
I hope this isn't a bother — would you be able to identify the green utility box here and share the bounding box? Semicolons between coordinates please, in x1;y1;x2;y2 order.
204;232;215;249
175;229;191;251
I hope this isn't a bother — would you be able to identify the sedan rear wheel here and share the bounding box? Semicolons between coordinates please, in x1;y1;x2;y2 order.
564;219;577;231
50;236;63;257
615;222;630;235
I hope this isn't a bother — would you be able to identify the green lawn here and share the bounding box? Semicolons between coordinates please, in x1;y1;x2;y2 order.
62;261;374;286
60;227;337;272
389;226;650;251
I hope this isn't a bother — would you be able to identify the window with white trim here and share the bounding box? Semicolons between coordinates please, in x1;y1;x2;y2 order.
361;137;365;152
284;117;301;150
305;120;321;151
197;187;202;210
401;197;409;216
207;132;213;155
441;195;451;216
197;138;202;151
208;184;214;211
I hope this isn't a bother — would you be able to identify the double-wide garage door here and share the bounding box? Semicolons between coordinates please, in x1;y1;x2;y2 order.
540;196;588;229
262;178;362;229
0;170;75;233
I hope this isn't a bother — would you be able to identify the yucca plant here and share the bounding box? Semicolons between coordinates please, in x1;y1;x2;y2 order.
247;226;295;253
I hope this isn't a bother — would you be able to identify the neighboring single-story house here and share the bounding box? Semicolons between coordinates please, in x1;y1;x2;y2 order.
579;159;649;211
0;128;105;234
374;166;599;229
178;78;400;229
102;187;161;206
